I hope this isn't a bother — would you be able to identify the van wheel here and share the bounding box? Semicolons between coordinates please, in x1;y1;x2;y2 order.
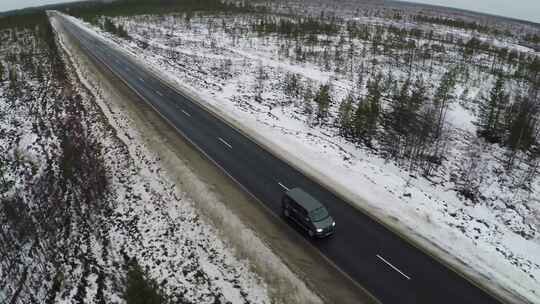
308;229;315;238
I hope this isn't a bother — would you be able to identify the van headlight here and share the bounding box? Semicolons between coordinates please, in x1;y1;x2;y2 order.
332;221;336;226
316;228;323;233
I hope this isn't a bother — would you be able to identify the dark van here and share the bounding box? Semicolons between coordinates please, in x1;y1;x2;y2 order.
282;188;335;238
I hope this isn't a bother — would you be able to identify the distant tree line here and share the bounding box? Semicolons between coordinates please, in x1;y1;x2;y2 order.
524;33;540;44
412;14;499;36
252;16;339;37
68;0;256;22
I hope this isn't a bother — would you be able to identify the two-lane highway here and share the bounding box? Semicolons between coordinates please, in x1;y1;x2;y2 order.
55;13;504;304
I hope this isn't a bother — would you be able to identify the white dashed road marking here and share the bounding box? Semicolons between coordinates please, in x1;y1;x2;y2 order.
278;182;290;191
182;110;191;117
376;254;411;280
218;137;232;149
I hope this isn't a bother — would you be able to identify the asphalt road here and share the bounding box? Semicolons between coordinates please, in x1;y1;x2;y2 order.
56;13;505;304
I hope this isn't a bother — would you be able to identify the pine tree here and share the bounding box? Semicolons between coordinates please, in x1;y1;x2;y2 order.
410;78;433;163
356;63;365;89
314;83;332;123
35;62;44;82
0;61;4;82
353;99;371;141
353;74;382;145
505;94;538;151
8;67;18;92
409;77;428;112
380;76;433;168
477;75;508;143
383;70;396;97
303;82;314;116
528;56;540;100
433;70;456;139
254;62;266;102
103;17;116;34
117;24;130;40
391;78;412;134
337;93;355;138
381;79;411;158
422;70;456;173
322;47;331;71
284;72;299;98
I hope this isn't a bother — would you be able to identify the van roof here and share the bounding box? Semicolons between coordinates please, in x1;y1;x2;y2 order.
286;188;324;212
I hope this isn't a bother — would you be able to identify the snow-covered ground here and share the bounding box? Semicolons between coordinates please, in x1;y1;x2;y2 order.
63;9;540;304
0;14;323;304
52;14;325;304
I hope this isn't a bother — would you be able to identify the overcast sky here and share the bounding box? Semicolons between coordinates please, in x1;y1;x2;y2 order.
405;0;539;23
0;0;80;13
0;0;539;24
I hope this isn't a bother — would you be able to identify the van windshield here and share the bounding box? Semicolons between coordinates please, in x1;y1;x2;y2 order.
310;207;329;222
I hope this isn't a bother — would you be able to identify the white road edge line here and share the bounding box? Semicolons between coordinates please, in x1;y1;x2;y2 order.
218;137;232;149
182;110;191;117
278;182;289;191
376;254;411;280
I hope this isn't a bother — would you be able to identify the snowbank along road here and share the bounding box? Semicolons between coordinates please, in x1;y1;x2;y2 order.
54;12;504;304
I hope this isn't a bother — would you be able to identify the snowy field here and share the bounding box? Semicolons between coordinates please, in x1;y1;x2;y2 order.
63;7;540;304
51;14;324;304
0;13;323;304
